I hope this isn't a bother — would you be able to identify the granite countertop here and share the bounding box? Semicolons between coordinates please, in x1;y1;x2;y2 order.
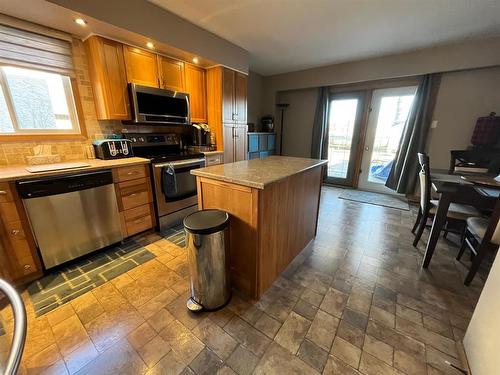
0;157;150;182
191;155;327;189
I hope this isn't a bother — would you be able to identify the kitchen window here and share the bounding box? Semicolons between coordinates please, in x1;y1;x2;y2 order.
0;65;80;135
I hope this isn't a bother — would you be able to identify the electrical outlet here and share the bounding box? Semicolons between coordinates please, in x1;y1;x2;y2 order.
431;120;438;129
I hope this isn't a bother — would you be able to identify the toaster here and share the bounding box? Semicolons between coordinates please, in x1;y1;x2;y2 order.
93;139;134;160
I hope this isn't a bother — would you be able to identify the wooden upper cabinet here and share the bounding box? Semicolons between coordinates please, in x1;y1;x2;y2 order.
123;45;160;87
158;56;185;92
185;63;207;123
84;36;130;120
222;68;247;124
234;72;247;124
222;68;235;123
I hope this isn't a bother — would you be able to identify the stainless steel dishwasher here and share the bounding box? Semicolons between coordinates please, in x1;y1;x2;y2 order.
17;169;123;269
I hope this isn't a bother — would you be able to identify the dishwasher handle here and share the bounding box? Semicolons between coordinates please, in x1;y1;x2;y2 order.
16;169;114;199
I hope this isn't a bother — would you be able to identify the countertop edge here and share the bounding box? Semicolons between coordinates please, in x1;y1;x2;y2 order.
192;159;327;190
0;157;151;182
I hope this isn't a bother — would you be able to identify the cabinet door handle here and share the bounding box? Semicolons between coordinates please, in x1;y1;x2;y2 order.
11;229;20;235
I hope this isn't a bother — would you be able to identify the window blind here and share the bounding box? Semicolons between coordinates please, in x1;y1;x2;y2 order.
0;16;74;77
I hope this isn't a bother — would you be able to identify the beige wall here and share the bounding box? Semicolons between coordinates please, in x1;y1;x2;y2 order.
48;0;249;73
427;66;500;169
247;71;264;126
273;66;500;170
0;39;122;166
276;89;318;157
464;252;500;374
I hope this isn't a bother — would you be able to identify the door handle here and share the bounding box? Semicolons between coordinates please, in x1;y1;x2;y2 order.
364;146;369;151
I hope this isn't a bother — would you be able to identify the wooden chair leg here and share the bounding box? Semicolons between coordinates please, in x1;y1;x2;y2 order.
412;208;422;234
413;211;428;247
464;242;496;286
456;237;468;261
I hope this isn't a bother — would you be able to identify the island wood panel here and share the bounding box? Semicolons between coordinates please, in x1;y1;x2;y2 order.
196;163;324;299
257;166;322;295
197;177;259;297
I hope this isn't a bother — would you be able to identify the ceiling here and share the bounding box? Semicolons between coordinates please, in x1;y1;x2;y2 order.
148;0;500;76
0;0;218;68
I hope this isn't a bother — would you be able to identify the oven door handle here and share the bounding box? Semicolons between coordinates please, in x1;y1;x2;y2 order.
154;158;205;169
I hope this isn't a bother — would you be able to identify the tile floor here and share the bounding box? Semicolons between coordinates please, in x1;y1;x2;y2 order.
0;187;488;374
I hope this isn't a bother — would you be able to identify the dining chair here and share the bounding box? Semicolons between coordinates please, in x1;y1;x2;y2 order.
456;214;500;285
412;153;481;246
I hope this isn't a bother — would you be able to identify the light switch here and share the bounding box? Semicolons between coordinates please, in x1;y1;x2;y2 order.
431;120;438;129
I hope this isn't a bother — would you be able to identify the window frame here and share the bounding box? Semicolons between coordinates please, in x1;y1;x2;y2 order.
0;64;87;141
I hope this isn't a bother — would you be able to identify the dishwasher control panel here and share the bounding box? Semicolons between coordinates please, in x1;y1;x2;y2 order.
16;169;114;199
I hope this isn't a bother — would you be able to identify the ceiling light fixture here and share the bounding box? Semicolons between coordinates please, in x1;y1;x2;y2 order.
192;57;199;64
146;41;155;49
74;18;87;26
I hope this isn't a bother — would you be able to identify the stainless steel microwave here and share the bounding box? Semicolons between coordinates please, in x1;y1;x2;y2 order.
128;83;190;125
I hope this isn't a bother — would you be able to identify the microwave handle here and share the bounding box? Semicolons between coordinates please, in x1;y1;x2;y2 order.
154;158;205;169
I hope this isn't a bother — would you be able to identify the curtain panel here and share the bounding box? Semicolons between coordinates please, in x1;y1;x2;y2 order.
385;74;441;194
311;86;330;159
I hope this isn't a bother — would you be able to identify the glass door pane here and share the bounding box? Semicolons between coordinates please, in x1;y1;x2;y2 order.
358;86;417;193
326;93;364;185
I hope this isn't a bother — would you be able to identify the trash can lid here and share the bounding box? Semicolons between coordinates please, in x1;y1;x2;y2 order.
183;209;230;235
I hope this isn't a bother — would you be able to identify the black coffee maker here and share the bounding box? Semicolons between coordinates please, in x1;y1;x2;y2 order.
192;123;211;146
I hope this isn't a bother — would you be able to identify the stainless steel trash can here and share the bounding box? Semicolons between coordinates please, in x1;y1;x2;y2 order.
184;209;231;311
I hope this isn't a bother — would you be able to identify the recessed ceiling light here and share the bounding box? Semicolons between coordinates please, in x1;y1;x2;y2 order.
146;41;155;49
192;57;199;64
74;18;87;26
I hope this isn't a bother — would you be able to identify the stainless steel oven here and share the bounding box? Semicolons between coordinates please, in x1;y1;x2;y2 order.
152;157;205;229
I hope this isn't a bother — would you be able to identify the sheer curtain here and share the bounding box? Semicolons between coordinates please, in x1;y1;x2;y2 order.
385;74;441;194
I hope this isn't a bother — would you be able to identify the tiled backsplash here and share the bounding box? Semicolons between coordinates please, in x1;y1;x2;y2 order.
0;39;123;166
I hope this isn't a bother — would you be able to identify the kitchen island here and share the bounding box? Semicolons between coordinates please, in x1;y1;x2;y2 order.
192;156;327;299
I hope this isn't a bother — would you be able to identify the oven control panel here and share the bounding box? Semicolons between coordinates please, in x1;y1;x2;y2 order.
124;133;179;147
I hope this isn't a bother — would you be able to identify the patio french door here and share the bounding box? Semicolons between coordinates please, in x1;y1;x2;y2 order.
357;86;417;193
325;92;365;186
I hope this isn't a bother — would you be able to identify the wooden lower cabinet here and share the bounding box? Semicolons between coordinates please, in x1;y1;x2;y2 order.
223;124;247;163
113;165;155;237
0;164;155;284
0;182;42;283
205;153;224;166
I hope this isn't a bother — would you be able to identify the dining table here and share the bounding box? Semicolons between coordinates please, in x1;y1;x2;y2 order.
423;170;500;284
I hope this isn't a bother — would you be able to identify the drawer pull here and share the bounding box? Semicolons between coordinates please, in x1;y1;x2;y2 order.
0;191;7;195
11;229;20;236
133;217;146;224
127;193;138;198
126;171;137;175
23;264;31;270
